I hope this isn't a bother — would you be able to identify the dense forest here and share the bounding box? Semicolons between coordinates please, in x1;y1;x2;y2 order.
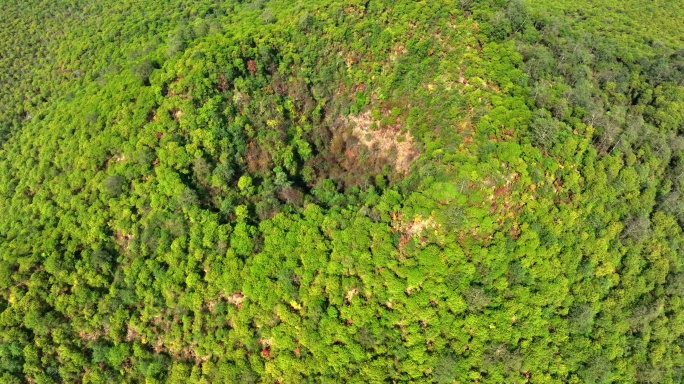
1;0;684;382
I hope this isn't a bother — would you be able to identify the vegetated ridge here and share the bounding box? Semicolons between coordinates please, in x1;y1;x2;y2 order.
1;0;684;382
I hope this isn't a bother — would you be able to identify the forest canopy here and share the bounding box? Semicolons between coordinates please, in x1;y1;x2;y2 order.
1;0;684;382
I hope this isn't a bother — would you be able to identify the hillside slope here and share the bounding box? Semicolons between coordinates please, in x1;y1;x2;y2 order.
527;0;684;54
1;0;684;383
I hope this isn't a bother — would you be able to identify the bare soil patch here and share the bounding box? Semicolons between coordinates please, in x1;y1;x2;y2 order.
347;111;417;173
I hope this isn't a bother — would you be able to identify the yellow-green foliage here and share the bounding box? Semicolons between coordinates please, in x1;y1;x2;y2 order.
1;0;684;383
527;0;684;54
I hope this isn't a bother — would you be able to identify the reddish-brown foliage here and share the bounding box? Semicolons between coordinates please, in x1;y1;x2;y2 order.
247;60;258;75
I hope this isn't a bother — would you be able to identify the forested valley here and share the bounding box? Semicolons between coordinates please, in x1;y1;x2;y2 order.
1;0;684;382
